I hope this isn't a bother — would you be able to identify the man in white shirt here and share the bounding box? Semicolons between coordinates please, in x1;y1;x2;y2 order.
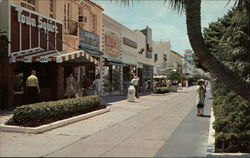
131;75;140;98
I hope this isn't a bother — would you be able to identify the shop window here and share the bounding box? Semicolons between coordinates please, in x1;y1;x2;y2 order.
154;54;158;62
49;0;55;18
163;54;167;62
91;14;97;34
21;0;36;11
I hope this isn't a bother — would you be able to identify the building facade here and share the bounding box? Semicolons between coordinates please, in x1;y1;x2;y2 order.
102;14;123;95
152;41;171;76
135;28;154;91
169;50;184;72
0;0;103;107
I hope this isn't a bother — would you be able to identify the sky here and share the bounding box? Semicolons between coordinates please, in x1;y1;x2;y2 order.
93;0;235;55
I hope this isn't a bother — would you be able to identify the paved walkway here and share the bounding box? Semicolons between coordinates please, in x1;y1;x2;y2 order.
0;86;212;157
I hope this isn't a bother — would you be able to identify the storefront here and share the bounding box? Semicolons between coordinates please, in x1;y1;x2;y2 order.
102;31;123;95
0;3;99;107
121;36;138;91
78;28;103;95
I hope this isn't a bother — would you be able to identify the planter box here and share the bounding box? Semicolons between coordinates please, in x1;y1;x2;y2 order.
169;85;178;92
207;108;250;157
0;107;110;134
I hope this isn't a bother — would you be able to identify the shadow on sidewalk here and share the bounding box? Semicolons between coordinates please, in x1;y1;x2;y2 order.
101;91;152;106
200;114;211;118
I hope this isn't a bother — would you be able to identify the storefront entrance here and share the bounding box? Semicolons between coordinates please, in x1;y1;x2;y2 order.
103;65;122;95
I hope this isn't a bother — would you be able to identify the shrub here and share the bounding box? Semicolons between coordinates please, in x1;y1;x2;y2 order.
212;80;250;152
154;87;170;94
7;96;101;127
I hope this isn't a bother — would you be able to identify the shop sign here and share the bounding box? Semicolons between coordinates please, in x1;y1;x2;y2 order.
16;7;58;33
123;37;137;49
104;32;120;57
10;4;63;54
79;29;99;50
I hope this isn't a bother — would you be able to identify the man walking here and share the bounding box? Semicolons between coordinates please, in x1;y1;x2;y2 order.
131;75;140;98
93;75;101;96
25;70;40;104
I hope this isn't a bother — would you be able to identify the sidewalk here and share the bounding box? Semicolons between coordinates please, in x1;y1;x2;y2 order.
0;86;212;157
155;88;212;157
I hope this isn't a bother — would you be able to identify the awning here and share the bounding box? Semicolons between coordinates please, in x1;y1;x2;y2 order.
81;48;104;56
10;47;99;65
104;58;126;66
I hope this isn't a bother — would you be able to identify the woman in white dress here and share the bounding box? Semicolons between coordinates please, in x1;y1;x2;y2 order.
196;79;206;116
65;73;77;99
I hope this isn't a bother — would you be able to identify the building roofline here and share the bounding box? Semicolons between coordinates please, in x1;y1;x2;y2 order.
72;0;104;11
103;13;139;35
171;50;184;58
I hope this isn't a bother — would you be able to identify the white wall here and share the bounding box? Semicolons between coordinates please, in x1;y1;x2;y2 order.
121;28;138;66
152;41;171;75
135;30;154;67
102;14;122;62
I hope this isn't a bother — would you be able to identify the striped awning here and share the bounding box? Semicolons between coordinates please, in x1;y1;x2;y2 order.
10;47;99;65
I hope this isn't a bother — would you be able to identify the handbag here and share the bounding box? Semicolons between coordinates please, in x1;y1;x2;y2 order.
197;103;204;108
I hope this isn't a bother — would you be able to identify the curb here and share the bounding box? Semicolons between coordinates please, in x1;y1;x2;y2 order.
0;107;110;134
207;108;250;157
151;93;172;96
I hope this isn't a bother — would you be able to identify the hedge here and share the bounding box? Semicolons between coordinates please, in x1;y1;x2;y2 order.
6;96;101;127
212;80;250;153
154;87;170;94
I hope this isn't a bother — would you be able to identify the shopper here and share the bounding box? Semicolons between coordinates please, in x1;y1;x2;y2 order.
65;73;77;99
196;79;206;116
131;75;140;98
93;75;101;96
25;70;40;104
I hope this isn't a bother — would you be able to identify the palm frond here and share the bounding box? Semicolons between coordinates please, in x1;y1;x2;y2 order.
165;0;186;14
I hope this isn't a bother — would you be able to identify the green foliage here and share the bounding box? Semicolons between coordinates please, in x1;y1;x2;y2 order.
7;96;101;127
213;80;250;152
154;87;170;94
204;8;250;152
163;69;182;81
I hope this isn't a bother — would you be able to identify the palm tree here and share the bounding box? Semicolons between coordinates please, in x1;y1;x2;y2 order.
115;0;250;102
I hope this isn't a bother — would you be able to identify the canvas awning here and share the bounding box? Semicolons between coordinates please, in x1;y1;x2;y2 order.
10;47;99;65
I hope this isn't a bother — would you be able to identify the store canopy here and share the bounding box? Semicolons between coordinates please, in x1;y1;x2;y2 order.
105;58;127;66
10;47;99;65
80;47;104;56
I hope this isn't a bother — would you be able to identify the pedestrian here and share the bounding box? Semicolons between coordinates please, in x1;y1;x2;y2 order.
93;75;101;96
131;75;140;98
25;70;40;104
196;79;206;116
65;73;77;99
82;76;89;96
153;80;157;90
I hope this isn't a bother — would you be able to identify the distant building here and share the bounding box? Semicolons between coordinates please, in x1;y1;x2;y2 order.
184;49;194;65
169;50;184;72
152;41;171;75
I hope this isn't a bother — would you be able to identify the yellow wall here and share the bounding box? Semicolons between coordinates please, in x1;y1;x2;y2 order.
9;0;103;51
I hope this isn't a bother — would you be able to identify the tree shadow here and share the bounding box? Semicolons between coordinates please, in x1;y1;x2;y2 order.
201;114;211;118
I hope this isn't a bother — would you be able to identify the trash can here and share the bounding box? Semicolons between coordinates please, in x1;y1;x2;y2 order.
127;85;135;102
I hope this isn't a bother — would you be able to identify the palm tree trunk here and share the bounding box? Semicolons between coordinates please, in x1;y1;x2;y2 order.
186;0;250;103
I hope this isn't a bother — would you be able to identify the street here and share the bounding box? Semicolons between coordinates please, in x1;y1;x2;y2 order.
0;86;212;157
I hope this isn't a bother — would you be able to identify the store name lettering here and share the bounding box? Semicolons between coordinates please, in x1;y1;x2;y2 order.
15;7;58;33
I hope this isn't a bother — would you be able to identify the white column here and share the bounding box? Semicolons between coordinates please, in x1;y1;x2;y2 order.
19;14;22;51
29;12;31;49
47;19;49;50
120;65;123;95
100;55;104;96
